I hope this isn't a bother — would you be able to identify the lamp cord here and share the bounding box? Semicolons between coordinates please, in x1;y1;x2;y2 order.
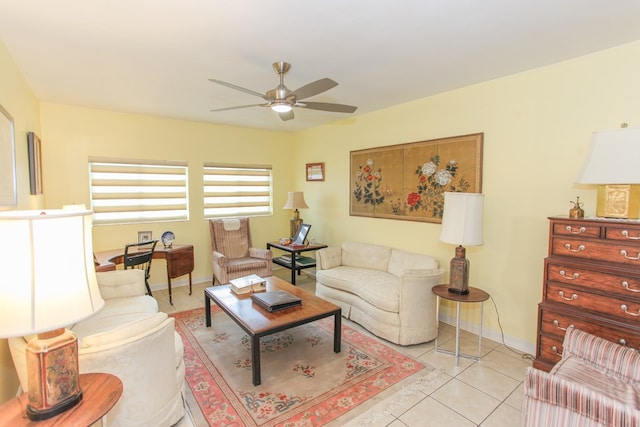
489;295;535;362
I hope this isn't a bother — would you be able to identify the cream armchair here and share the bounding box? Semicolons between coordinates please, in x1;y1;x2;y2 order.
209;217;272;284
9;270;185;427
523;327;640;427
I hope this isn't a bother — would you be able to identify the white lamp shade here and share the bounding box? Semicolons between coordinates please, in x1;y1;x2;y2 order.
0;209;105;337
576;128;640;184
439;192;484;246
283;191;309;209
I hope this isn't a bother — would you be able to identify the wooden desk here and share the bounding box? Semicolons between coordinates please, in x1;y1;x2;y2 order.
0;373;122;427
95;244;194;304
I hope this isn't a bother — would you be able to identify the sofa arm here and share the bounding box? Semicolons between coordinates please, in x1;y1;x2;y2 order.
522;366;640;426
397;267;445;332
212;250;226;267
249;247;272;260
561;327;640;382
96;269;146;300
316;247;342;270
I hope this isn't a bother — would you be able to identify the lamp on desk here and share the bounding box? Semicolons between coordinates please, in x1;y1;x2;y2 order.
576;127;640;219
0;208;105;421
439;192;484;295
283;191;308;238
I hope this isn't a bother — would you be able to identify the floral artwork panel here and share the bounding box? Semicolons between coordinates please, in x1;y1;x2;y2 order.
350;133;483;223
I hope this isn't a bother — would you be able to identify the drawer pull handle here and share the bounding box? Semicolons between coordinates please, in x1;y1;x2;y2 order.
621;230;640;240
559;270;579;280
620;304;640;317
552;319;574;331
551;345;563;357
621;281;640;293
619;338;627;346
620;250;640;261
565;226;586;234
558;291;578;301
564;243;585;253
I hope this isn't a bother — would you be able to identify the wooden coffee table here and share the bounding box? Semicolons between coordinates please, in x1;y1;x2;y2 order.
204;276;341;386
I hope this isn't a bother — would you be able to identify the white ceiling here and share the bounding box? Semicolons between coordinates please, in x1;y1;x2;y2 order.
2;1;640;132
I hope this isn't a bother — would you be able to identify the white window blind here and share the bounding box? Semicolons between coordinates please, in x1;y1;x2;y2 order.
89;158;189;225
203;164;272;218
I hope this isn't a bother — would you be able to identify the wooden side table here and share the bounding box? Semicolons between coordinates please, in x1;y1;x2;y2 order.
0;373;122;426
432;284;490;364
266;242;327;285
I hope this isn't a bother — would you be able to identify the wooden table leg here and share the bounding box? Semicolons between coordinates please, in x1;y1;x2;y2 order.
251;335;261;386
205;293;212;327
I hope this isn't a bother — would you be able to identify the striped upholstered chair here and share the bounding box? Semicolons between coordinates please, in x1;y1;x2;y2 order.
523;327;640;426
209;217;272;285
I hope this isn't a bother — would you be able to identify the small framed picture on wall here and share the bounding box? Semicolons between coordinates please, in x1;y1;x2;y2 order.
28;131;43;195
306;162;325;181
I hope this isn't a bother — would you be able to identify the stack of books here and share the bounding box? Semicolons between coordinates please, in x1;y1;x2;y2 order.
229;274;266;295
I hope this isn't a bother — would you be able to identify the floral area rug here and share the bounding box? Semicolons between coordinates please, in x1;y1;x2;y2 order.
171;307;429;426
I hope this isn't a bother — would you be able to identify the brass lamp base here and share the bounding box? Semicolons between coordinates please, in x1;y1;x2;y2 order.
289;209;303;238
596;184;640;219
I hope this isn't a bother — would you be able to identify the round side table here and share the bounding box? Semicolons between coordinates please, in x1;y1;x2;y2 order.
0;373;122;427
432;284;490;365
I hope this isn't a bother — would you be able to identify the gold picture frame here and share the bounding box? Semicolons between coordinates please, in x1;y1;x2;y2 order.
350;133;483;223
306;162;325;181
28;132;43;195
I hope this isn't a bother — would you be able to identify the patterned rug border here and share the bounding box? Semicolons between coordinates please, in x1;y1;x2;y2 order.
171;307;429;426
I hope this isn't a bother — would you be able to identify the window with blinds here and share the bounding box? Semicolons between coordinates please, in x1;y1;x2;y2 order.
203;164;272;218
89;158;189;225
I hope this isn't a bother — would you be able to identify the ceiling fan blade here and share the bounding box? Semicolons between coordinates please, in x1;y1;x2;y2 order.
298;101;357;114
210;103;265;112
279;110;295;121
208;79;269;100
291;78;338;100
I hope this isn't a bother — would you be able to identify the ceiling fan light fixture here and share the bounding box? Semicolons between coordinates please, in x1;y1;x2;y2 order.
271;103;292;113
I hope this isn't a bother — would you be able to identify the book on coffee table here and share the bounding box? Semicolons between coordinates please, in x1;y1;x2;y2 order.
251;291;302;312
229;274;266;295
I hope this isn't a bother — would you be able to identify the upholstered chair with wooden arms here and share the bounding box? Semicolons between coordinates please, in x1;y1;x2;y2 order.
209;217;272;284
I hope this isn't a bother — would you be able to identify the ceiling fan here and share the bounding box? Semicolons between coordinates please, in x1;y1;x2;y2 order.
209;61;357;121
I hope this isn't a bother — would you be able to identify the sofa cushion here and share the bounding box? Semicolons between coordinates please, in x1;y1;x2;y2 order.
388;249;439;277
71;295;158;339
79;312;168;348
96;269;146;299
316;266;399;312
341;241;391;272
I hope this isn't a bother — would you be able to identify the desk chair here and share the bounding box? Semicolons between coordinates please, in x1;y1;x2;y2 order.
124;240;158;296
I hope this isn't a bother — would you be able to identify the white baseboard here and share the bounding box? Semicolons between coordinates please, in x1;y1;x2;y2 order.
438;312;536;356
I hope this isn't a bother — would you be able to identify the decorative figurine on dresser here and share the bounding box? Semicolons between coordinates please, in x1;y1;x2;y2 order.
534;216;640;372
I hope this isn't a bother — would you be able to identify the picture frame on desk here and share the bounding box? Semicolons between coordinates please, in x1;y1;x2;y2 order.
138;230;152;243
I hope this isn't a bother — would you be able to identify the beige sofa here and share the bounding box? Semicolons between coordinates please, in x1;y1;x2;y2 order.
9;270;185;427
315;241;445;345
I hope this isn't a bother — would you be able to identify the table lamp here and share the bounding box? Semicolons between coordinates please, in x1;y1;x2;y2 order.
439;192;484;294
283;191;309;238
0;208;105;420
576;127;640;219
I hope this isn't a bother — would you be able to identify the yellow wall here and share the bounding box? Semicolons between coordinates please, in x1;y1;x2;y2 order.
0;41;42;402
40;104;297;285
295;40;640;350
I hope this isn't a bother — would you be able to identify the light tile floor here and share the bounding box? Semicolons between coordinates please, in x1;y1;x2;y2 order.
153;268;533;427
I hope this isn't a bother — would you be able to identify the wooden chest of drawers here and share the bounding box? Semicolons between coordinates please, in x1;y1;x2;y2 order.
534;216;640;372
